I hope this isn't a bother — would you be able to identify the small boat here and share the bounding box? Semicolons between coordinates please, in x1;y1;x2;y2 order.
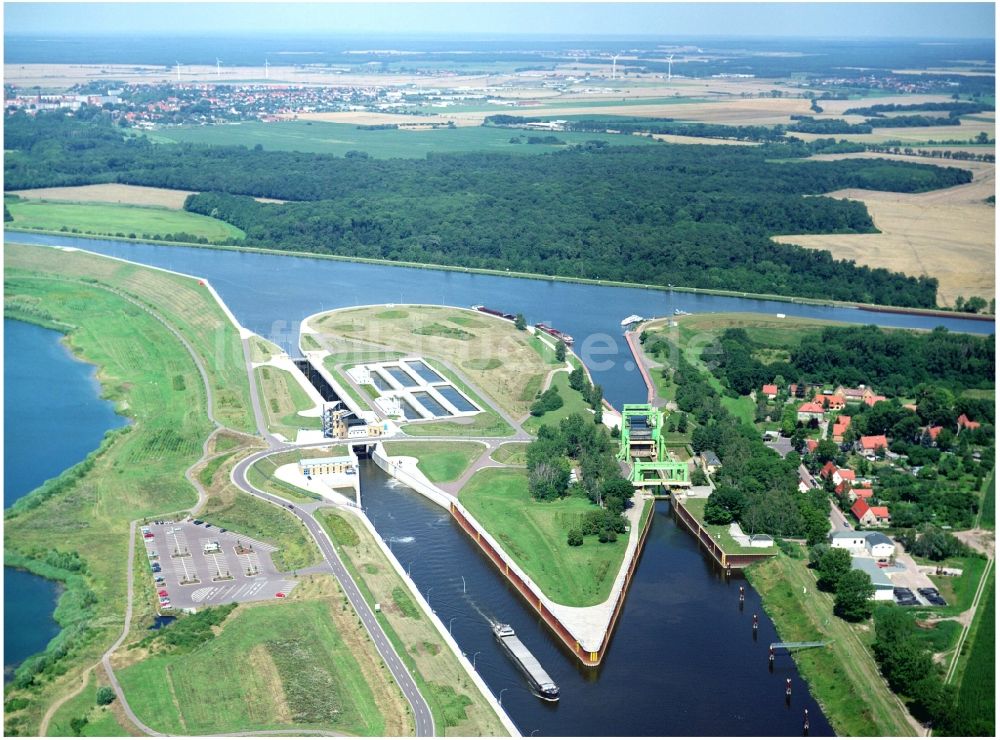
673;308;691;316
620;314;644;327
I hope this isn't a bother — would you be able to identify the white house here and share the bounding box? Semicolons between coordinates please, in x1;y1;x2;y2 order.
851;557;895;601
831;531;895;563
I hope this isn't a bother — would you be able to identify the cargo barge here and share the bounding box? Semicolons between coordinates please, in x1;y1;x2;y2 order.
492;623;560;701
534;322;574;346
471;305;517;322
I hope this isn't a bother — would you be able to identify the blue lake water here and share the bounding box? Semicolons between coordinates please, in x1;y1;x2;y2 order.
3;318;126;679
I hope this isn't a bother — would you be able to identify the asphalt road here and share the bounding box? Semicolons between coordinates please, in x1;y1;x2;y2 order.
231;451;435;736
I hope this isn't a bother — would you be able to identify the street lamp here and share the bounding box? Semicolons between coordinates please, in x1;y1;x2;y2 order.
472;651;482;669
448;617;457;635
406;561;413;577
499;688;508;706
426;586;433;606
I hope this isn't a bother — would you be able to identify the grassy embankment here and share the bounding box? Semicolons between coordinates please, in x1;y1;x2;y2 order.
458;467;632;607
114;597;412;736
44;671;129;737
681;498;778;556
4;197;245;243
746;549;916;737
522;371;595;434
3;248;224;735
308;306;546;423
491;443;529;465
381;441;485;482
1;244;391;737
149;119;658;158
253;365;322;440
317;509;509;736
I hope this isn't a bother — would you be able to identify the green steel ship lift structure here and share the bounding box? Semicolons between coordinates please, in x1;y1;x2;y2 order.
618;404;690;489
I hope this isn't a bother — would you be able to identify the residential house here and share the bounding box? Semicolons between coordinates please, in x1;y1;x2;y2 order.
859;434;888;459
835;385;876;405
957;414;981;432
806;439;819;453
819;461;838;479
762;384;778;400
832;415;852;442
813;393;846;412
797;402;826;423
844;487;874;503
926;425;943;442
833;468;856;487
851;499;890;527
850;557;895;600
700;450;722;475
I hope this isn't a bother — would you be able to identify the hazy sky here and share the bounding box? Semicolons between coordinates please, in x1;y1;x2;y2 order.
4;2;996;39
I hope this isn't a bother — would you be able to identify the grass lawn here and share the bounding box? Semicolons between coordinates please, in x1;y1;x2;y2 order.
491;443;529;465
2;261;234;735
522;371;593;435
5;199;244;243
45;671;129;737
7;243;255;433
254;365;322;440
682;498;778;555
382;441;485;482
458;468;627;606
746;551;916;737
309;305;548;418
150;120;656;158
316;509;508;736
116;598;410;735
979;470;994;529
721;395;756;425
922;556;988;617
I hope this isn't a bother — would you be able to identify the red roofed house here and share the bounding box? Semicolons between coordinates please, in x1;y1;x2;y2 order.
864;394;888;407
798;402;826;422
814;393;846;411
806;439;819;453
833;415;852;442
833;468;856;486
957;414;981;432
847;487;874;503
927;425;943;441
836;385;876;405
851;499;890;527
819;461;838;479
859;435;888;459
762;384;778;400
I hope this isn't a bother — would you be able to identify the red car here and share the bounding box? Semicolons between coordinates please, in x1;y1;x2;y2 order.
158;590;169;597
275;592;286;598
143;532;155;539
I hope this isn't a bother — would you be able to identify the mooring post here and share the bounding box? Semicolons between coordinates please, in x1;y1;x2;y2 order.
786;678;792;698
768;645;775;672
739;585;745;602
803;708;810;733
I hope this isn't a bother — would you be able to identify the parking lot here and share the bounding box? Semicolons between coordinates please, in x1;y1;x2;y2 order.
892;585;948;607
141;519;299;611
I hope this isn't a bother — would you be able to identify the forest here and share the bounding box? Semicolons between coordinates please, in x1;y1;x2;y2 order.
709;325;995;397
4;112;976;306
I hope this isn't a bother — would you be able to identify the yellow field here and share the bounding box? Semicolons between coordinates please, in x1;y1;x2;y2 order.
305;305;552;417
10;183;195;209
790;116;994;145
649;133;761;146
774;153;995;306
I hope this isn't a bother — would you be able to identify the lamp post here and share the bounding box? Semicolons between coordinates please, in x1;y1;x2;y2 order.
448;617;457;635
472;651;481;669
499;688;508;706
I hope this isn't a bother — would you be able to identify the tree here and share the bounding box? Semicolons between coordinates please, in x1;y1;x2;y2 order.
96;686;116;706
567;528;583;547
834;569;875;621
555;340;567;362
676;412;688;433
815;439;839;464
568;365;587;392
816;547;852;591
514;313;526;331
808;543;830;568
704;485;746;524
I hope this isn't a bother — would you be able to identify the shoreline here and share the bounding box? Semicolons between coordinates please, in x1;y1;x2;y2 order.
7;229;994;322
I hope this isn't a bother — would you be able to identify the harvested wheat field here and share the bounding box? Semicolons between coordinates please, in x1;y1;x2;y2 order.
774;153;995;307
10;183;196;209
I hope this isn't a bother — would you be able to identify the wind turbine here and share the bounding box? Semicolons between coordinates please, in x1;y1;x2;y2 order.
611;54;619;81
264;58;270;80
216;58;222;79
667;54;674;81
175;61;182;83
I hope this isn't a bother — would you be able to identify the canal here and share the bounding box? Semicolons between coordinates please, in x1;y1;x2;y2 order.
5;234;993;731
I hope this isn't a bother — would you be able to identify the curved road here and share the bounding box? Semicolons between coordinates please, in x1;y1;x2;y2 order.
231;450;434;736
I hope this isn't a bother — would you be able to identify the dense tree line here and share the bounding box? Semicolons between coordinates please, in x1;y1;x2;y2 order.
6;112;976;306
787;117;873;134
867;115;961;128
844;102;994;116
708;326;994;398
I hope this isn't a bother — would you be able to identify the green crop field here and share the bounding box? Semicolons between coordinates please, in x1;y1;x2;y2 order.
150;120;658;159
5;199;244;242
947;580;995;735
381;441;485;482
116;599;408;735
458;467;627;606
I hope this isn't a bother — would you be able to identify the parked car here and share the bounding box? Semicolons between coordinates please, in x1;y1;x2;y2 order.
143;532;155;539
158;590;169;597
